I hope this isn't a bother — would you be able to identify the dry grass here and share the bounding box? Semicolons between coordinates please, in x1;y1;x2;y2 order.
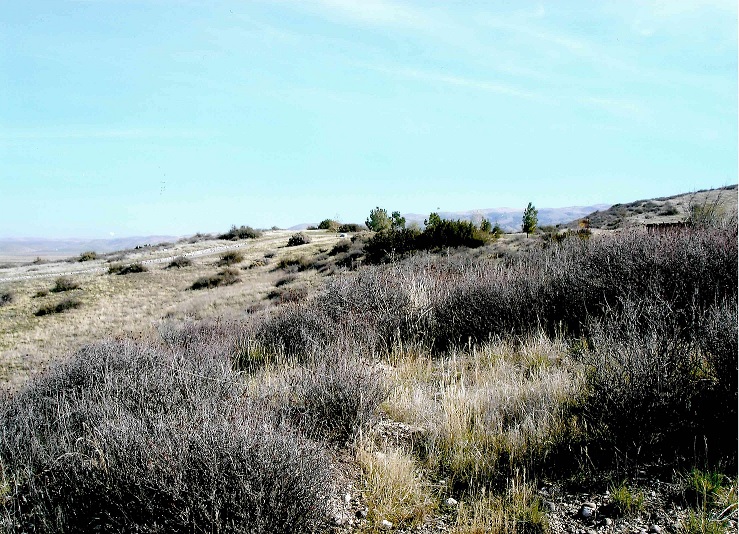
0;231;345;387
382;336;582;485
356;443;436;530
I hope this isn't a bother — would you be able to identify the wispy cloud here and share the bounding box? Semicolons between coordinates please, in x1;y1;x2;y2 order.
369;64;544;101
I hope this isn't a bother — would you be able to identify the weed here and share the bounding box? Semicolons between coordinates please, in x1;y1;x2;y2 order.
608;482;645;516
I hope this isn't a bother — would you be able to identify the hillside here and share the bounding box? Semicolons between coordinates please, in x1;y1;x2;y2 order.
569;185;737;229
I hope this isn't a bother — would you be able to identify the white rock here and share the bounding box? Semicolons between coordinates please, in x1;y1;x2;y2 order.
446;497;458;506
648;525;661;534
344;493;351;504
581;506;594;518
381;519;393;529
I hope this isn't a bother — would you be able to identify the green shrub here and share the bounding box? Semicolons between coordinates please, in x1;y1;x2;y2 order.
607;482;645;517
317;219;339;231
35;297;82;316
338;223;363;232
287;233;311;247
165;256;193;269
78;251;97;262
108;262;148;275
219;225;262;240
191;268;241;290
217;250;244;266
51;276;80;293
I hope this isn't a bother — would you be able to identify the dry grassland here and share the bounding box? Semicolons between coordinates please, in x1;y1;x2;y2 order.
0;230;345;387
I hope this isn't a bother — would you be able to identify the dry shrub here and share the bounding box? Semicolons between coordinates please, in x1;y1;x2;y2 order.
35;297;82;316
165;256;193;269
0;340;333;533
191;268;241;290
51;276;79;293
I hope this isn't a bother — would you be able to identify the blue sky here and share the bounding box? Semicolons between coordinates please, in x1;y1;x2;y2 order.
1;0;736;238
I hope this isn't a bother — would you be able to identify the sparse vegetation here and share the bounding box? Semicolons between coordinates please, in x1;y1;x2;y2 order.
78;251;97;262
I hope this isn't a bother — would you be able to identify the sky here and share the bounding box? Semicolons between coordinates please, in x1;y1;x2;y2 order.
1;0;737;238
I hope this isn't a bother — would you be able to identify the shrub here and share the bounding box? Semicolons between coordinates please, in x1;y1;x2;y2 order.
35;297;82;316
287;233;311;247
279;352;388;445
78;251;97;262
317;219;339;231
51;276;80;293
256;305;333;359
0;291;14;307
191;268;241;290
165;255;193;269
0;341;333;533
338;223;363;233
217;250;244;266
219;225;262;240
329;240;351;256
275;274;297;287
108;262;148;275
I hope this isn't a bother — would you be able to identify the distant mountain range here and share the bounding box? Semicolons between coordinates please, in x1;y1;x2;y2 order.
0;236;178;261
291;203;611;232
402;204;611;232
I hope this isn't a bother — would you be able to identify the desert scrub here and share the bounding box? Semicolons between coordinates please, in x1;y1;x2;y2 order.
165;255;193;269
0;340;334;533
219;224;262;240
287;233;311;247
356;445;435;529
108;262;148;275
78;251;97;262
0;291;13;307
51;276;80;293
217;250;244;266
35;297;82;316
191;268;241;290
275;350;388;445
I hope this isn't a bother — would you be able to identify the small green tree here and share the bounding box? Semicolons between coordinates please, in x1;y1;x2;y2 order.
479;218;492;233
522;202;538;237
366;207;391;232
390;211;406;231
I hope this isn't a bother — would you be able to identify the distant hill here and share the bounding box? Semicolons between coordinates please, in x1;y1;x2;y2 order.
567;185;738;230
0;235;178;261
